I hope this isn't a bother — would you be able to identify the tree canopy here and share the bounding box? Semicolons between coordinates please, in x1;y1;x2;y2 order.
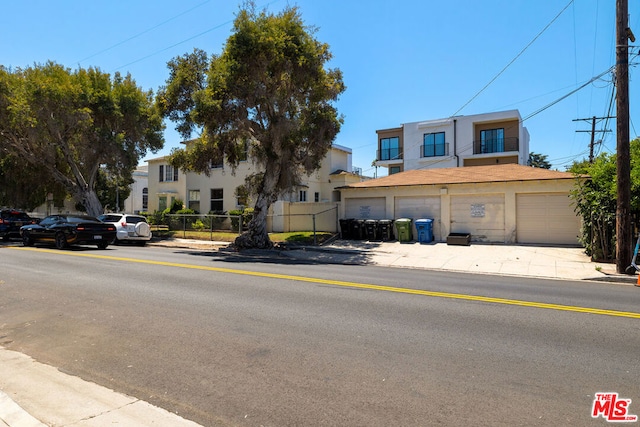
157;4;345;249
0;62;164;216
527;152;552;169
569;138;640;261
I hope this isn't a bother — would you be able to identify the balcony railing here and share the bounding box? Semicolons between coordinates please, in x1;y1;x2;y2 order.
421;143;449;158
377;148;403;161
473;137;519;155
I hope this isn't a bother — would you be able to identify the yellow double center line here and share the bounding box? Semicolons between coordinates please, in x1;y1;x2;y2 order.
11;247;640;319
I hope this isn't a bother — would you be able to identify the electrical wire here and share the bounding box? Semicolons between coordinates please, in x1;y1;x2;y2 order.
451;0;575;117
110;0;282;73
77;0;212;65
521;66;614;122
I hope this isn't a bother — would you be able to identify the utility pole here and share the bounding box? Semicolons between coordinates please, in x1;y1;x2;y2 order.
615;0;632;274
573;116;613;163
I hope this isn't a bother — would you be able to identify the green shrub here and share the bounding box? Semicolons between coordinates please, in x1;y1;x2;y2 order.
229;207;254;232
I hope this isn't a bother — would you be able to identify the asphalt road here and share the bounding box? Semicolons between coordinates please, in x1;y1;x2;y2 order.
1;242;639;426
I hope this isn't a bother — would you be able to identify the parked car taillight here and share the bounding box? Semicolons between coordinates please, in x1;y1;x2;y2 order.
121;221;127;227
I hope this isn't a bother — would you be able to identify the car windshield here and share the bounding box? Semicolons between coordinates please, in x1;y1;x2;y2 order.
126;216;147;224
2;211;30;220
98;215;123;223
66;216;99;224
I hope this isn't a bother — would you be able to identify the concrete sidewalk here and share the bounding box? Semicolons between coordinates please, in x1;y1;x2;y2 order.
149;238;637;284
283;240;636;283
2;238;637;427
0;348;201;427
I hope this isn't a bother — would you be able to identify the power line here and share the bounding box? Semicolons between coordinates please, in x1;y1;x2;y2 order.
521;66;614;122
110;0;283;73
451;0;575;117
77;0;212;65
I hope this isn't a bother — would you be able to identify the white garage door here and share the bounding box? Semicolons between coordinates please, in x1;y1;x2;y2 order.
345;197;386;219
450;194;505;243
394;196;442;241
516;193;580;245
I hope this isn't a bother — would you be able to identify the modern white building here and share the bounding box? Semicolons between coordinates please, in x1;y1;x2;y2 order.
374;110;530;174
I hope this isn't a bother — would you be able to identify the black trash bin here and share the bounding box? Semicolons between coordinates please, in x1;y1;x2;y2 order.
377;219;394;241
365;219;379;240
350;219;365;240
339;218;354;239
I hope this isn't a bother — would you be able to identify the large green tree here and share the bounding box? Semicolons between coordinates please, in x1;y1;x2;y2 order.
157;4;345;249
0;62;164;216
569;138;640;262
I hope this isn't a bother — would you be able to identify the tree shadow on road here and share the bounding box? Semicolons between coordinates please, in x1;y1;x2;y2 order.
175;245;375;266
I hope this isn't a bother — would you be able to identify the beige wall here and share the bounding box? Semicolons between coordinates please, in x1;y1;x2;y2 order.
340;179;579;244
271;201;339;232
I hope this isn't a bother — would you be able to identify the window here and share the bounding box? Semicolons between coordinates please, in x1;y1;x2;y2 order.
158;196;167;211
299;190;307;202
380;137;401;161
237;195;247;207
210;188;223;212
480;128;504;153
389;166;402;175
142;188;148;211
239;139;249;162
167;165;178;181
314;192;320;202
159;164;178;182
188;190;201;212
423;132;446;157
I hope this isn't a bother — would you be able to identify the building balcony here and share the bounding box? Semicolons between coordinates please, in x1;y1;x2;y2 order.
421;143;450;158
473;137;519;155
376;148;403;162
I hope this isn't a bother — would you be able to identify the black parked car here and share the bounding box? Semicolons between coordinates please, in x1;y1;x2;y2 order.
0;209;37;241
20;214;117;249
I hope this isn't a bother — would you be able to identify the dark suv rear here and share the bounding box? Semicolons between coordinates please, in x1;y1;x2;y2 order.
0;209;36;240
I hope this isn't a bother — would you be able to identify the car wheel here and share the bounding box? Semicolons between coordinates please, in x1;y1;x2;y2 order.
55;232;67;249
97;241;109;249
22;232;33;246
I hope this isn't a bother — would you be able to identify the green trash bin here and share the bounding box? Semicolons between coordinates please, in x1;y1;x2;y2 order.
394;218;413;242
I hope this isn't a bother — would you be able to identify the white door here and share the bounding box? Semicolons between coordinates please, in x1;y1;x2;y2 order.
450;194;505;243
516;193;580;245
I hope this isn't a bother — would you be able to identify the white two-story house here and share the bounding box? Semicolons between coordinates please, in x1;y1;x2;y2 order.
374;110;530;174
146;143;363;232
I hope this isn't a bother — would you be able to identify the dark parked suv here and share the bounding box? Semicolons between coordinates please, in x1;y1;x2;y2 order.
0;209;36;240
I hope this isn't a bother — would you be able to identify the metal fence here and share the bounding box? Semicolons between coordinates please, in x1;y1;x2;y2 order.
155;213;245;239
154;205;339;244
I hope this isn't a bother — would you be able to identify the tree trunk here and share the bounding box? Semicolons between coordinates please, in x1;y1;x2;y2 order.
76;188;103;217
234;166;280;250
234;192;273;249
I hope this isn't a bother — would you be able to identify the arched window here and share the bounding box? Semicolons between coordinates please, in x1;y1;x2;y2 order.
142;188;148;211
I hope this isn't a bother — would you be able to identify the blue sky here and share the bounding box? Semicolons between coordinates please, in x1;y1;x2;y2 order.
2;0;638;174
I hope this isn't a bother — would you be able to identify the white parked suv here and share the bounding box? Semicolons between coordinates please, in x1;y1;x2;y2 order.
98;213;152;245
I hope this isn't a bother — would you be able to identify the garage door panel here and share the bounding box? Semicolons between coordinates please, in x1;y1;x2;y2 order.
450;194;505;243
395;196;441;241
345;197;386;219
516;193;580;245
